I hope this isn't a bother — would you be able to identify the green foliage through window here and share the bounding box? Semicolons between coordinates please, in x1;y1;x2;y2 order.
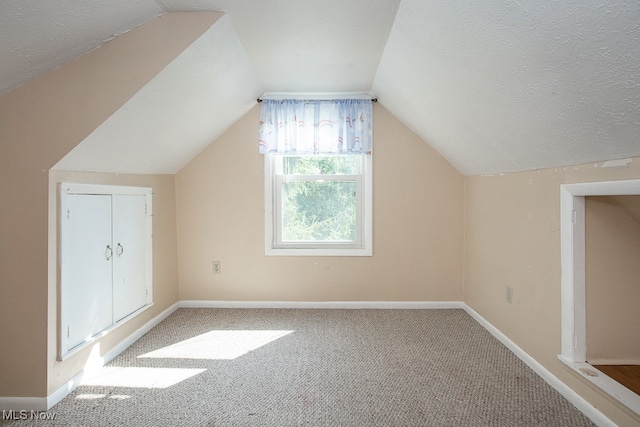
282;180;356;241
278;155;359;243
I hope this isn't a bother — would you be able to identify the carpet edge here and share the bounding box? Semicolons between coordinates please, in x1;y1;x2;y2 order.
178;300;464;309
463;304;615;427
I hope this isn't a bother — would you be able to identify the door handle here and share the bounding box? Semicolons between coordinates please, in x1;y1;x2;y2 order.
105;245;113;260
116;243;124;256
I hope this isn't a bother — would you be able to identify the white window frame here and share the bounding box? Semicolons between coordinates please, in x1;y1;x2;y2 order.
265;153;372;256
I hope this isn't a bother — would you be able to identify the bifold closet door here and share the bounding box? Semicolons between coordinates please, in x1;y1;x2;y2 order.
112;194;148;322
62;194;113;350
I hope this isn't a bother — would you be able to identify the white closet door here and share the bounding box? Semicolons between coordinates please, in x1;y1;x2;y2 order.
112;194;148;322
62;194;113;350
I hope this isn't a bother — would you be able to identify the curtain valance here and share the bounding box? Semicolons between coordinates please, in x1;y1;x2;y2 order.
258;99;372;155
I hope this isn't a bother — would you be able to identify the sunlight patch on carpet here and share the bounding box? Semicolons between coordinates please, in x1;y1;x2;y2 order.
76;393;132;400
138;330;294;360
81;367;206;388
76;394;107;400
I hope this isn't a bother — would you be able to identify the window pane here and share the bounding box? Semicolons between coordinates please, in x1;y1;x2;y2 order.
282;155;357;175
282;180;357;242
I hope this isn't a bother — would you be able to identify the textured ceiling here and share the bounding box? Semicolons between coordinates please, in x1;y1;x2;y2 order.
372;0;640;175
2;0;640;175
0;0;162;94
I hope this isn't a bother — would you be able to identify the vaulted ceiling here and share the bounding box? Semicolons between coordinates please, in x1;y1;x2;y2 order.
2;0;639;175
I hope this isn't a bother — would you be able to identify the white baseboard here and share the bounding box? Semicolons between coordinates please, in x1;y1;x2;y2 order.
0;397;48;412
99;302;179;368
558;357;640;419
0;302;179;412
0;375;84;412
463;304;615;427
45;371;85;411
179;300;464;309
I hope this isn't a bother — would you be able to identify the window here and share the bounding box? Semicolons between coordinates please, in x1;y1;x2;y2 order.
259;98;373;256
265;153;372;256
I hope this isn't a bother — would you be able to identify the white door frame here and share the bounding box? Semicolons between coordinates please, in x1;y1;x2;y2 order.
559;178;640;414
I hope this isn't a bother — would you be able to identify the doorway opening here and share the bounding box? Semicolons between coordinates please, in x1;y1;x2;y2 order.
585;195;640;396
559;179;640;414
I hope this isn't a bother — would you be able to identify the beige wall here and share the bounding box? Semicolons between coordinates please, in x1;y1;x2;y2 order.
1;8;638;424
464;159;640;426
0;12;219;398
585;196;640;364
176;103;465;302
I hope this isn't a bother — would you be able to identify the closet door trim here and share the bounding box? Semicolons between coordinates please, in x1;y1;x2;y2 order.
58;183;153;361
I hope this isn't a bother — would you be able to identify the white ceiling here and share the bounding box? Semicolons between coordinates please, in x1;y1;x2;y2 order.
156;0;401;93
373;0;640;175
0;0;162;94
54;15;261;174
2;0;640;175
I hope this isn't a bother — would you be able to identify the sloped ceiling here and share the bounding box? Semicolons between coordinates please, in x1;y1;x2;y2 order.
54;14;262;174
373;0;640;175
591;195;640;225
2;0;640;175
0;0;162;94
157;0;400;93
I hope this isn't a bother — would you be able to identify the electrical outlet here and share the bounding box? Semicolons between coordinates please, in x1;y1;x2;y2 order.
506;286;513;304
212;261;221;274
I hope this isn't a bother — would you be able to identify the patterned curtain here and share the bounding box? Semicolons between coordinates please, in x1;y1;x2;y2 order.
258;99;372;155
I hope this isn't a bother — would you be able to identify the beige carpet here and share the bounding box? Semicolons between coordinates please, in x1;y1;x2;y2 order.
3;309;594;426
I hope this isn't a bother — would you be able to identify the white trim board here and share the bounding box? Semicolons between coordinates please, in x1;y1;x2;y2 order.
463;305;614;427
559;179;640;417
0;300;614;426
559;358;640;418
0;302;179;412
179;300;464;309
